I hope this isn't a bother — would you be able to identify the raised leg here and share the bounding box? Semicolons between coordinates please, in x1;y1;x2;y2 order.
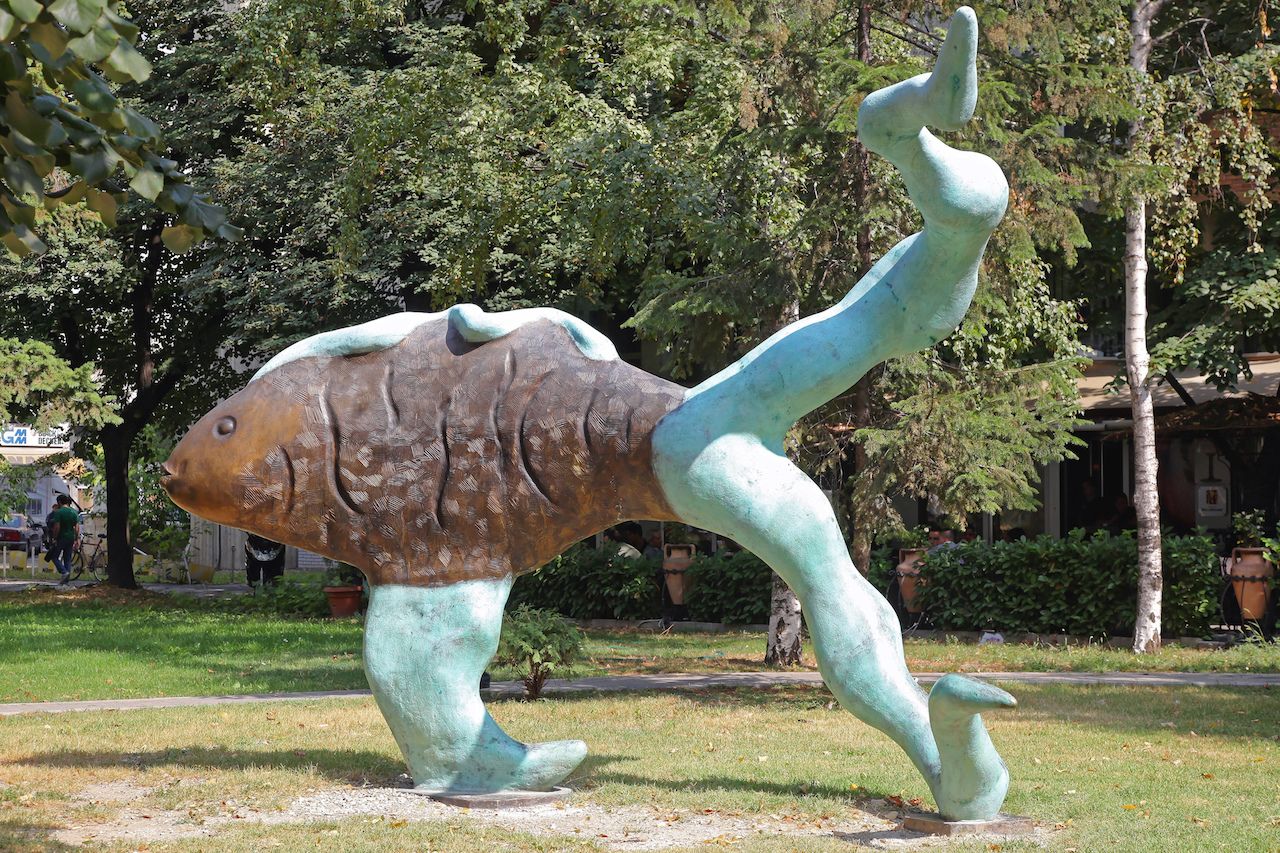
682;6;1008;436
363;578;587;793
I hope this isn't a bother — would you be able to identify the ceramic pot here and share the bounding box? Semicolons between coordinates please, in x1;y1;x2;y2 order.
1230;548;1274;622
662;544;695;606
897;548;927;614
324;585;363;618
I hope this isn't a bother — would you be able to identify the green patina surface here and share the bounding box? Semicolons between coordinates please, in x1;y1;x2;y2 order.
205;4;1016;821
363;580;586;793
650;6;1015;820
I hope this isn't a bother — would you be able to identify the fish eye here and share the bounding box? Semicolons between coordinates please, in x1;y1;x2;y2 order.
214;417;237;437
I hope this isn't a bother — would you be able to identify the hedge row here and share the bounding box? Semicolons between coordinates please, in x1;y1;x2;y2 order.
508;545;773;624
513;532;1224;638
907;531;1221;638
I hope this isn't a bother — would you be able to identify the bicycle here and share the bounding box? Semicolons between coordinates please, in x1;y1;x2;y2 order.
70;532;107;582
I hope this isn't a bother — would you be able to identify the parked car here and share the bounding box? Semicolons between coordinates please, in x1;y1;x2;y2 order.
0;514;40;555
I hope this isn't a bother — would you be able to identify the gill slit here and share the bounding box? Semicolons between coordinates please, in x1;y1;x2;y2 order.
321;383;363;516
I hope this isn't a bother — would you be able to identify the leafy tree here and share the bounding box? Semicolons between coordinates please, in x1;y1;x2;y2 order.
0;0;237;253
1024;0;1278;652
0;336;117;517
0;0;251;587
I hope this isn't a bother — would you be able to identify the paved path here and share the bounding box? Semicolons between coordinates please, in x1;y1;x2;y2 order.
1;669;1275;717
0;578;252;598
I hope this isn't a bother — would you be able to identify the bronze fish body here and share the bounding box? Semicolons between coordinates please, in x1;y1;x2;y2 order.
163;315;684;586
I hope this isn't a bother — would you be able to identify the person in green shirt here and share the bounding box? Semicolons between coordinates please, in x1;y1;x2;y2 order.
48;494;79;585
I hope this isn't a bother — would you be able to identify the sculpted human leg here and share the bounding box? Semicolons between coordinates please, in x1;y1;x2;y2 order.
650;429;1013;819
362;577;587;793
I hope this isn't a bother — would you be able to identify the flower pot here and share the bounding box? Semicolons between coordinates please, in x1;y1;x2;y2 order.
1230;548;1274;622
897;548;926;614
324;585;363;618
187;562;216;584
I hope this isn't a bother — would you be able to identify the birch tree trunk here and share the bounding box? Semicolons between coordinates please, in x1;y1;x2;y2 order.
1127;0;1165;653
765;573;804;665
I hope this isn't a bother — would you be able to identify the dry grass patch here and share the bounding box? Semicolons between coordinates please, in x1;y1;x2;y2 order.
0;684;1277;851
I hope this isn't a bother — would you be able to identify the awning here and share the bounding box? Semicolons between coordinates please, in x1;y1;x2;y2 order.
1153;392;1280;433
1079;354;1280;413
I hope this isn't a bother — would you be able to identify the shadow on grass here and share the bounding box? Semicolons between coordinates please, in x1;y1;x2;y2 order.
540;683;1280;741
8;747;405;787
584;768;896;806
10;748;638;793
0;819;80;853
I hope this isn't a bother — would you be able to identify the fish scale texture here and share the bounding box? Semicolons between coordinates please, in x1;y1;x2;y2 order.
219;319;685;585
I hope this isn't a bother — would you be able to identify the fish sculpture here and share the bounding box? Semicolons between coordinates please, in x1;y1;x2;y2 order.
164;7;1015;820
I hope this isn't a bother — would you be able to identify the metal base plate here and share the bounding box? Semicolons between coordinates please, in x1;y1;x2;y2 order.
901;812;1034;837
407;786;573;809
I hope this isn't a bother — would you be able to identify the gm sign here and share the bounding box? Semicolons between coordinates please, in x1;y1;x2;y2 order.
1;425;29;445
2;427;33;446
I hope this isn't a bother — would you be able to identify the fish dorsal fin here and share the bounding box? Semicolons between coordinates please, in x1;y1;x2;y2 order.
252;306;617;382
447;304;618;361
252;312;448;380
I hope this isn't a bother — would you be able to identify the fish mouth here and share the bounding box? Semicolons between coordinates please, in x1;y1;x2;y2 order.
159;460;179;495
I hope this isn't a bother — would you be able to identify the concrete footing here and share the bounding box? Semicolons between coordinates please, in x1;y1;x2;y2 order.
409;787;573;809
901;812;1034;836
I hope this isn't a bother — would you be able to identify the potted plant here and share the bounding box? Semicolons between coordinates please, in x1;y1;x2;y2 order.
894;526;932;614
323;562;364;618
1230;511;1274;622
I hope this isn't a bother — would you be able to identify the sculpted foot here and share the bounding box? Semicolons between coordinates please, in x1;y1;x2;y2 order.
927;674;1015;820
924;5;978;131
363;580;586;793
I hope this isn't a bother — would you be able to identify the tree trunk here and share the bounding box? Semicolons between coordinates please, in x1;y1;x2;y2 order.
847;0;876;575
1127;0;1165;654
100;425;138;589
764;572;804;665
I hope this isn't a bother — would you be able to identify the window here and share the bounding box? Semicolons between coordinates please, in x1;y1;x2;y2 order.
26;497;43;518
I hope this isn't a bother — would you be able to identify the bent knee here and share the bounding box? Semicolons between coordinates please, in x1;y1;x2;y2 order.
928;148;1009;234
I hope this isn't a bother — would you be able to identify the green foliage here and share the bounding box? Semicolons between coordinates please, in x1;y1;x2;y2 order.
190;575;330;619
914;532;1223;638
511;546;779;625
494;604;585;699
685;551;774;625
78;425;187;559
0;0;237;255
1233;510;1271;549
324;562;364;588
509;546;661;620
1151;217;1280;388
0;336;119;517
0;336;116;429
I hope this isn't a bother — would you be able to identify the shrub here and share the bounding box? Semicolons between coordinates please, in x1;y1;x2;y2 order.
685;551;773;624
494;605;585;699
914;531;1222;637
509;545;661;619
189;574;329;618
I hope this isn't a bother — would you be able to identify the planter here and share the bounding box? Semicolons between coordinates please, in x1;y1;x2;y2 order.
1229;547;1274;622
324;585;363;618
186;562;216;584
897;548;927;614
662;544;695;623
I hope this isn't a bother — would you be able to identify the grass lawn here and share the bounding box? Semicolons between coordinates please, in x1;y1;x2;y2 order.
1;586;1277;703
0;683;1275;851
